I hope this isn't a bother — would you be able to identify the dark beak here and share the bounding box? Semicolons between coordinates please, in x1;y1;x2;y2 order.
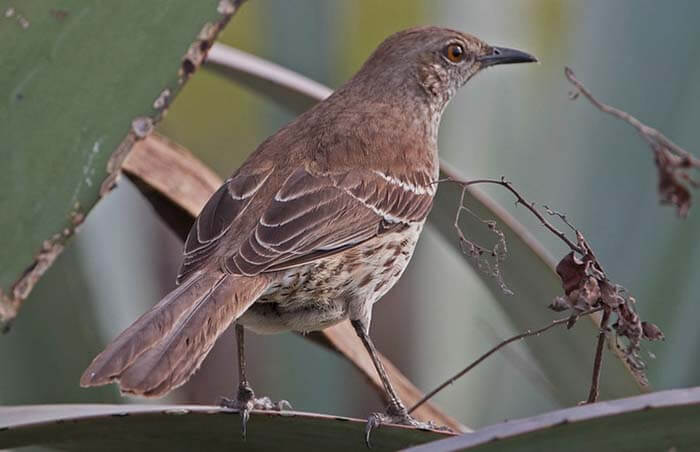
478;46;538;67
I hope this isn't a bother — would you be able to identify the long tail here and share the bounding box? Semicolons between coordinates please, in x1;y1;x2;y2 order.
80;270;268;397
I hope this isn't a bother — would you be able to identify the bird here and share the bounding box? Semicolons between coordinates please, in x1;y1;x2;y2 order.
80;26;536;442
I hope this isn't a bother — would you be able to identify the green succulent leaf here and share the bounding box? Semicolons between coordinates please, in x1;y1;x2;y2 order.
403;386;700;452
0;404;448;451
0;0;242;324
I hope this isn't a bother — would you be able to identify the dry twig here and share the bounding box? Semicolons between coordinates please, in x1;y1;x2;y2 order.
452;183;512;295
456;178;583;254
440;176;664;407
586;308;611;404
409;307;603;414
565;67;700;217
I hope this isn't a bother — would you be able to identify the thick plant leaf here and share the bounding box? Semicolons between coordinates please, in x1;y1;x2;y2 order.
206;42;333;113
122;133;468;433
403;386;700;452
201;43;645;401
0;404;450;451
0;0;243;325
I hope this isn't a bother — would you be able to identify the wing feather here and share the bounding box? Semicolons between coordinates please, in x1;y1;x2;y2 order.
225;167;434;275
179;164;434;279
176;166;273;283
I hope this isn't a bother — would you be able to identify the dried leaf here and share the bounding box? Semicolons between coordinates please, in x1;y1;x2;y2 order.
578;277;601;307
454;193;513;296
553;234;661;384
555;252;585;295
600;281;624;309
655;147;692;217
642;321;665;341
548;296;570;312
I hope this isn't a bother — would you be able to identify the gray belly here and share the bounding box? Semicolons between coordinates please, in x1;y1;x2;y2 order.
237;222;424;334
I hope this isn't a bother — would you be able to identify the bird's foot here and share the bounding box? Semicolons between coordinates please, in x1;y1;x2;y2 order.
219;385;292;439
364;403;446;448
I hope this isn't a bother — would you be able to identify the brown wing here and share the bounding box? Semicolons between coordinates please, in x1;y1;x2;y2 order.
176;166;274;283
225;167;435;276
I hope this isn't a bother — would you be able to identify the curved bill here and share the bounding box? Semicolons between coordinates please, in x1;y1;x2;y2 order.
478;46;538;67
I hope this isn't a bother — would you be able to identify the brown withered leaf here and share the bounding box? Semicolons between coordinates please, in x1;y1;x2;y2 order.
642;321;665;341
655;147;692;217
551;233;662;382
578;277;601;308
555;252;585;295
548;295;570;312
600;280;624;309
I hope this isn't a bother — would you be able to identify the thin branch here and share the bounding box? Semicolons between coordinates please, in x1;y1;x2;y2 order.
586;308;611;404
565;66;699;217
408;307;603;414
449;178;584;254
565;67;700;168
442;174;663;400
543;205;578;233
452;184;513;294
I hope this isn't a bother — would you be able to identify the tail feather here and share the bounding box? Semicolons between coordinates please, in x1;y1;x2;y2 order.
81;271;268;397
80;270;219;387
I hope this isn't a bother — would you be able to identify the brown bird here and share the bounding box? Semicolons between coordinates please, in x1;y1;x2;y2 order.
81;26;535;440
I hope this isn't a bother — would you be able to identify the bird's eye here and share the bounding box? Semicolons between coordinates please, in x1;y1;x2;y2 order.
443;43;465;63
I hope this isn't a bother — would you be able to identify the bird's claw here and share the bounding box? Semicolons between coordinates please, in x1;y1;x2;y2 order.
219;387;292;440
364;412;383;448
243;395;292;411
364;404;444;448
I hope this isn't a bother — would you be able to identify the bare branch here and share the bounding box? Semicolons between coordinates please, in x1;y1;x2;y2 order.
408;307;603;414
586;308;611;404
543;205;578;233
565;66;699;216
564;67;698;165
453;185;512;295
441;175;665;402
453;178;584;254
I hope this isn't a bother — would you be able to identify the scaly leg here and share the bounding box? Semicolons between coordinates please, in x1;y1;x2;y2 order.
351;319;436;447
219;324;291;439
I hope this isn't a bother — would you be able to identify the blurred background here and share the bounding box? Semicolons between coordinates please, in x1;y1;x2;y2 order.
2;0;699;430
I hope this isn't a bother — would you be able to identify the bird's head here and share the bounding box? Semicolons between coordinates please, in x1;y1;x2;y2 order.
351;26;537;112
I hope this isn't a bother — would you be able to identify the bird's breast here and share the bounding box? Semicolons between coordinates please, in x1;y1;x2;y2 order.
238;222;424;334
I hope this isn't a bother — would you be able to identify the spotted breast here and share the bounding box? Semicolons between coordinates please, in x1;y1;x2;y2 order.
238;222;423;334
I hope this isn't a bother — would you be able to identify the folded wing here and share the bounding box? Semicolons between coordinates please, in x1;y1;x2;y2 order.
177;165;274;283
226;167;435;275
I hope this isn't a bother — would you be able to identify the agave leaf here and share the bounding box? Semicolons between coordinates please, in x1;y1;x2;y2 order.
0;0;245;325
403;386;700;452
206;42;332;113
0;404;450;451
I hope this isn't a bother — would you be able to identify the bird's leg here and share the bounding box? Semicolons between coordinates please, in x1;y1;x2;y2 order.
219;323;291;439
351;319;437;447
